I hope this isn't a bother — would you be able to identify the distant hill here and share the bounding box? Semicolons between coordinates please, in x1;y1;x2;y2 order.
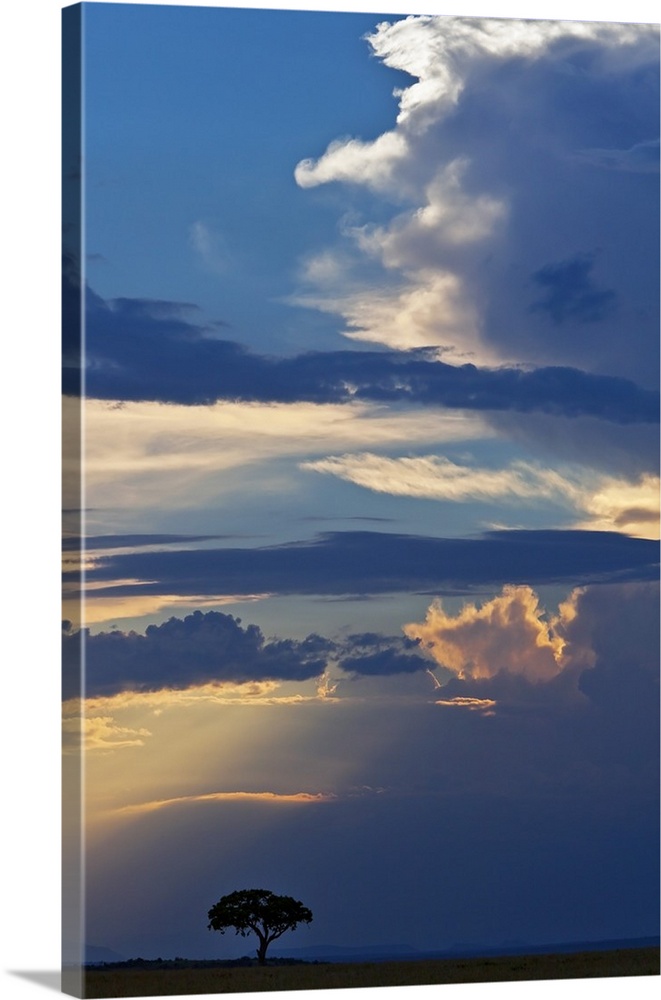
82;935;660;969
272;936;660;965
85;945;127;965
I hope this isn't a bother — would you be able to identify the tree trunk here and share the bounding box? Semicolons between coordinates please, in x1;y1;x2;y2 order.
256;939;268;966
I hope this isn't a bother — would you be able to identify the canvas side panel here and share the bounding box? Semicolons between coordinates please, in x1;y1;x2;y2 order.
62;4;84;997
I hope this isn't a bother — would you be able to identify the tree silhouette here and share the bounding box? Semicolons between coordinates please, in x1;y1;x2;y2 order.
207;889;313;965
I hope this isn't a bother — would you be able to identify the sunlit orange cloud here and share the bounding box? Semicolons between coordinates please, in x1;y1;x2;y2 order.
64;681;283;716
575;473;659;539
62;589;271;627
64;679;332;715
110;789;337;817
62;714;152;753
404;584;565;683
435;697;497;715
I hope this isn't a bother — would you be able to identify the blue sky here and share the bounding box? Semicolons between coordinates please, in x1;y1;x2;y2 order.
4;1;659;997
57;0;661;971
81;5;417;353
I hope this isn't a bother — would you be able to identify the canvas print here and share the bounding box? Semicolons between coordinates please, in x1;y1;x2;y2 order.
62;2;660;997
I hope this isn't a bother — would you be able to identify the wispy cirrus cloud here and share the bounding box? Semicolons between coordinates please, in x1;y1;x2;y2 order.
303;453;569;502
301;453;660;538
189;220;231;274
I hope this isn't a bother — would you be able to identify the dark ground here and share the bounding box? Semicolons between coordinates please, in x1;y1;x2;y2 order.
80;946;659;997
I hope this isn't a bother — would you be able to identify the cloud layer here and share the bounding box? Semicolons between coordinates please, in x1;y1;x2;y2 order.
64;273;659;425
70;529;659;605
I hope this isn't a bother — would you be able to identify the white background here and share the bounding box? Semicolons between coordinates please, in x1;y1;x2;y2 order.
0;1;657;998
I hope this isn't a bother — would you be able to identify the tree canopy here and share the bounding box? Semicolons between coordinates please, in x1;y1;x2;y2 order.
207;889;313;965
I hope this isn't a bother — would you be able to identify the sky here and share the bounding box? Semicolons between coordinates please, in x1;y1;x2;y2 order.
57;0;661;971
6;0;658;995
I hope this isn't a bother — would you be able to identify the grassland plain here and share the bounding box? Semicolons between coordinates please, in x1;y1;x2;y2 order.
83;947;659;998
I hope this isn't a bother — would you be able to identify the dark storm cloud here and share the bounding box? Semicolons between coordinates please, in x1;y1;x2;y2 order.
529;253;616;325
69;529;659;601
436;36;659;389
64;614;440;698
336;633;429;677
62;273;659;423
62;252;82;394
107;298;203;321
486;410;659;478
568;582;660;719
432;580;660;787
62;611;335;699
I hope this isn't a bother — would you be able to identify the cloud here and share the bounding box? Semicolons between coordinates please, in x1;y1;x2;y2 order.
485;410;659;481
295;155;506;359
189;220;230;274
66;271;658;425
65;562;660;702
295;131;410;195
72;395;482;515
110;790;335;818
574;137;660;173
350;157;507;266
402;578;659;730
71;529;659;607
62;533;229;553
559;580;660;709
529;253;617;325
403;584;565;683
434;696;496;714
62;589;272;629
75;680;305;715
73;582;659;783
573;472;659;538
297;17;656;189
296;157;508;360
291;266;487;359
302;454;659;538
63;611;335;699
62;715;152;754
336;632;430;677
303;452;568;502
291;15;659;385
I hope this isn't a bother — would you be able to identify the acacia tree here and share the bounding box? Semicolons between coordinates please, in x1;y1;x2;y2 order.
207;889;313;966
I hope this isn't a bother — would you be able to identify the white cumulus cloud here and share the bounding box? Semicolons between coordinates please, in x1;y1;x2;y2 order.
292;14;658;373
